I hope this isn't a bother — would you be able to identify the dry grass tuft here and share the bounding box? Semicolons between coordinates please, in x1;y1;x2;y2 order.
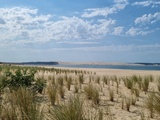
84;84;94;100
125;97;131;111
48;95;85;120
47;84;58;106
109;89;114;102
144;92;155;118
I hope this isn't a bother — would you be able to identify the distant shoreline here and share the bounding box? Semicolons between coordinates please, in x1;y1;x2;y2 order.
58;62;159;66
1;61;160;66
1;61;160;71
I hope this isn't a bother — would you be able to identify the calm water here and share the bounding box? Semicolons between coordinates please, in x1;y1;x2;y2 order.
54;64;160;71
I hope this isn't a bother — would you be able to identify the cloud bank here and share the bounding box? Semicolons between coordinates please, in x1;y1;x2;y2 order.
0;0;159;46
135;12;160;25
82;0;128;18
0;7;118;45
132;1;160;7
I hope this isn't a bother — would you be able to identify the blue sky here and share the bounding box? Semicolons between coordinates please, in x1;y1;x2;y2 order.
0;0;160;63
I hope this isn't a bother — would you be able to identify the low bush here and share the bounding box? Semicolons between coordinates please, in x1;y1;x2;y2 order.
2;68;36;90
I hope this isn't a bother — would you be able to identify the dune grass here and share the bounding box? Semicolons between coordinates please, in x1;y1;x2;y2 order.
153;92;160;115
84;84;94;100
58;85;65;99
0;65;160;119
125;97;131;112
142;76;150;94
47;84;58;106
91;88;100;105
144;92;155;118
1;86;43;120
108;89;114;102
48;95;85;120
66;76;72;91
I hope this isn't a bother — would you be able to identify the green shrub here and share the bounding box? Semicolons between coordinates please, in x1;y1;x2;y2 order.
0;74;7;90
4;68;36;90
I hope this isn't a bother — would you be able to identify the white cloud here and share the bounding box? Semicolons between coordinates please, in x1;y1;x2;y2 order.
132;1;160;7
82;7;117;18
126;27;139;36
135;12;160;25
114;0;129;9
112;26;124;35
81;0;128;18
0;5;157;46
126;27;154;36
0;7;117;45
0;7;52;43
46;17;115;40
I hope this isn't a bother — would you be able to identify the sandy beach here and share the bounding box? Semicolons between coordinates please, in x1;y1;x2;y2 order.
51;66;160;120
1;65;160;120
54;66;160;77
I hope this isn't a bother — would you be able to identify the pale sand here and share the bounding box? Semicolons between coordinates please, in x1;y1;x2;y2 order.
35;65;160;119
52;67;160;120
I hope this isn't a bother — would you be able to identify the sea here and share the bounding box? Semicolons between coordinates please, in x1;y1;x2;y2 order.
53;64;160;71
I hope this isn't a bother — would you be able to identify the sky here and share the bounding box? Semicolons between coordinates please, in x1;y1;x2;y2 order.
0;0;160;63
